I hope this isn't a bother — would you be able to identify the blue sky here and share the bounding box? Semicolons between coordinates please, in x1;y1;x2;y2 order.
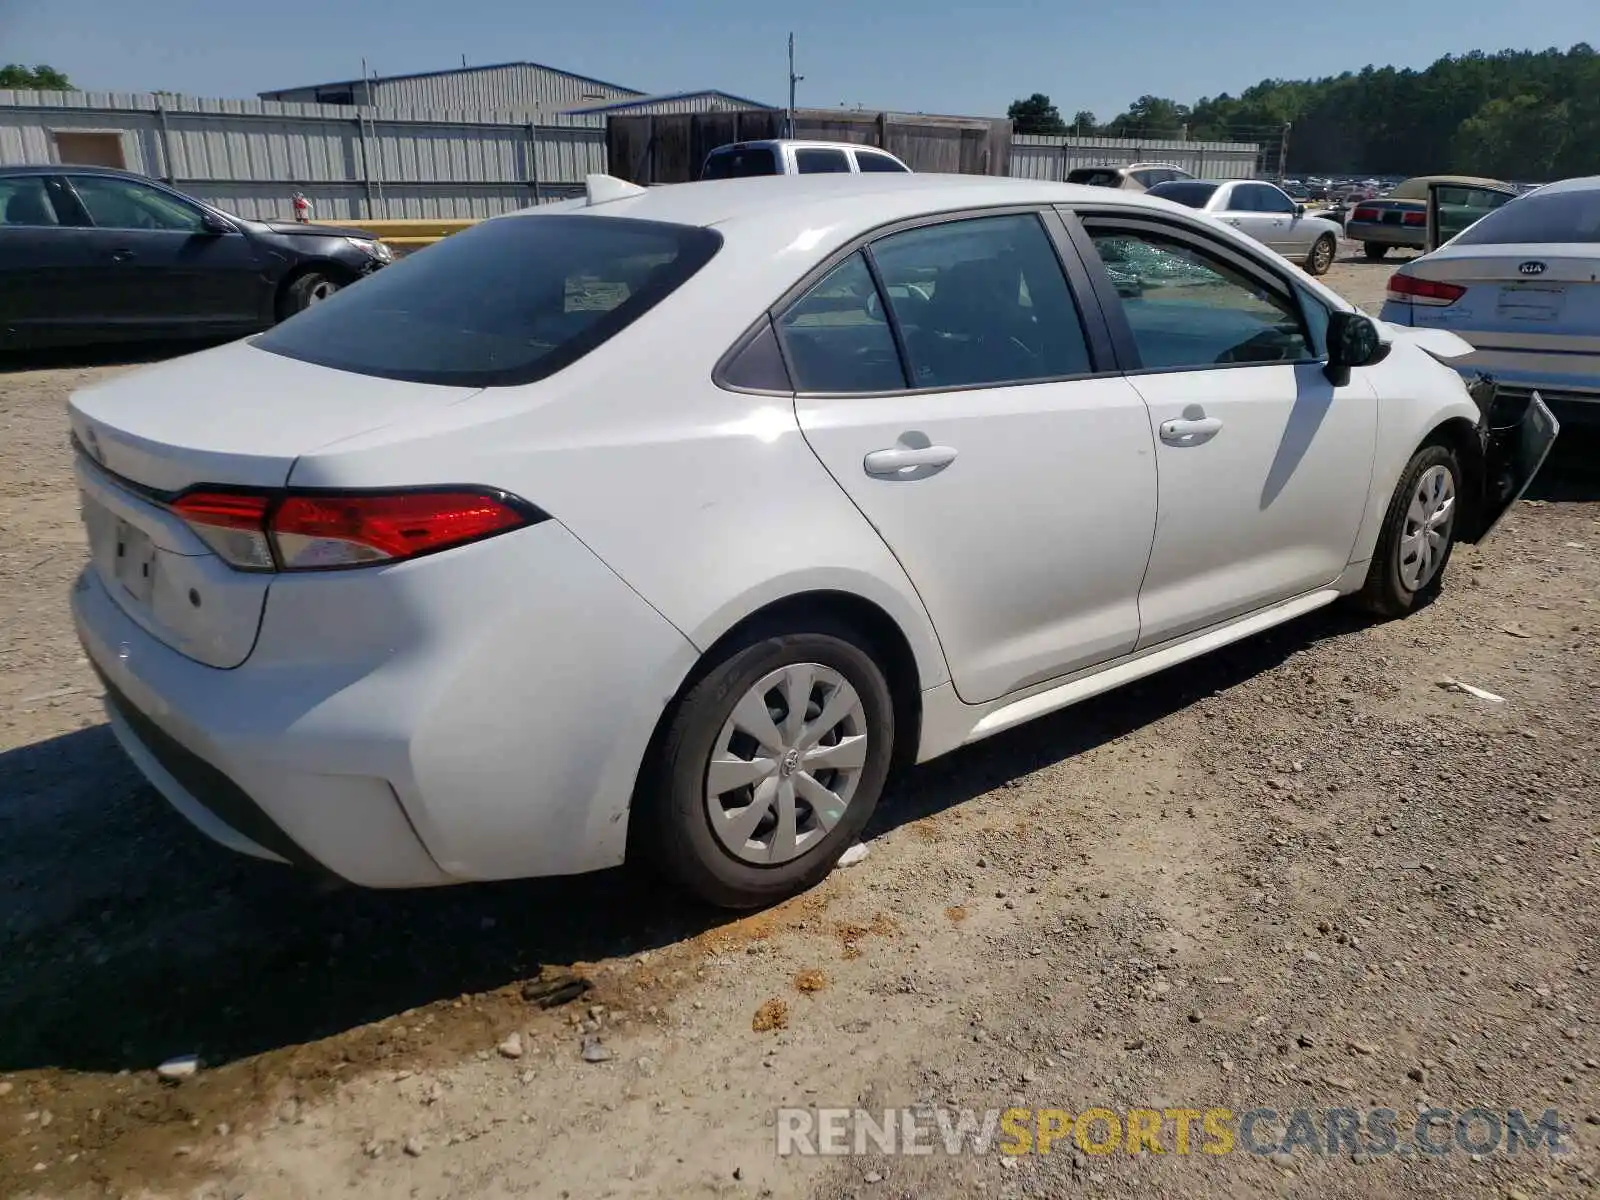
2;0;1593;119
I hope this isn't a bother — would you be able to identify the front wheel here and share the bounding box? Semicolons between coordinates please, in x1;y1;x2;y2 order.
1362;242;1388;262
1305;234;1337;276
1352;444;1461;618
639;627;895;909
277;269;347;320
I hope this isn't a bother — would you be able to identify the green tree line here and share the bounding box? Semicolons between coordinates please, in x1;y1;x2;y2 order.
0;64;74;90
1010;43;1600;181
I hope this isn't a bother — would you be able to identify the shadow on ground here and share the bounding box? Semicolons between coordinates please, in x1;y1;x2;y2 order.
0;599;1371;1077
0;430;1593;1079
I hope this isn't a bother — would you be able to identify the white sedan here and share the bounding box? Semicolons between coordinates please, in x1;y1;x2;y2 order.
69;172;1556;909
1147;178;1344;275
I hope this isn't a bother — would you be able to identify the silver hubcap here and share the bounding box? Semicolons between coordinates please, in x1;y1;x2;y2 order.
1399;464;1455;590
705;663;867;866
307;279;340;305
1313;238;1333;270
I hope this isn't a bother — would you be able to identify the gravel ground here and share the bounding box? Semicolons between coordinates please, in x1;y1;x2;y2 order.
2;249;1597;1199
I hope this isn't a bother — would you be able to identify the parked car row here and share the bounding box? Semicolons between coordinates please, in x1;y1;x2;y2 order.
0;165;391;351
67;169;1558;908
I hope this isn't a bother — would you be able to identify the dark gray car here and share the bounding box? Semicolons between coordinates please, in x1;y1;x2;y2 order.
0;166;390;351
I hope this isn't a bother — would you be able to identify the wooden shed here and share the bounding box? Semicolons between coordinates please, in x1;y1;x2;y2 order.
606;108;1012;184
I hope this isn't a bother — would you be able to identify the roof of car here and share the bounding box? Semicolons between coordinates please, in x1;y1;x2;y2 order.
709;139;897;153
1389;175;1514;199
1521;175;1600;196
0;164;154;181
519;172;1188;232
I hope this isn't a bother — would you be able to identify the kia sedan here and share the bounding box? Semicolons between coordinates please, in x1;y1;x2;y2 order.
1380;176;1600;411
69;172;1557;908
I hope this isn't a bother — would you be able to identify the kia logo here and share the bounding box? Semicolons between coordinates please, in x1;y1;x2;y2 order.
1518;261;1547;276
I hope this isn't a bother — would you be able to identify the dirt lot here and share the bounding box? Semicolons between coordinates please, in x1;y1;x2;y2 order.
2;249;1598;1199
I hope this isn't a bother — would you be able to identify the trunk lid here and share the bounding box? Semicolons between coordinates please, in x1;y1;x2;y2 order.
1397;243;1600;383
70;339;480;667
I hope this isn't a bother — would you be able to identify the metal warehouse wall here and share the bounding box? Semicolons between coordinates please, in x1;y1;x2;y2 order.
0;90;606;220
1010;134;1262;181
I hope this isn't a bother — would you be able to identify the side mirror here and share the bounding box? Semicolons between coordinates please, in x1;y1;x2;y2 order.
1324;311;1390;386
1294;203;1306;217
200;212;233;235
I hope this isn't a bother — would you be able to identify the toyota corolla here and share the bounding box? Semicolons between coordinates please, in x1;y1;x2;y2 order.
70;173;1557;909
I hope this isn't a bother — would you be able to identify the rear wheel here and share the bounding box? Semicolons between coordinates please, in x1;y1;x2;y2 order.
1352;443;1461;618
640;626;895;909
1362;242;1388;262
1305;234;1337;276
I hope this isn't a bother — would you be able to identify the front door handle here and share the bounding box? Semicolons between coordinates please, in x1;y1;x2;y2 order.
109;248;136;263
1159;416;1223;443
863;444;958;478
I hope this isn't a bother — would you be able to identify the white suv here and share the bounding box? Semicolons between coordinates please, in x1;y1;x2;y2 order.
700;139;910;179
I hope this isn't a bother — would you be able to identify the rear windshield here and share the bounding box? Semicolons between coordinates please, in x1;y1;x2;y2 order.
1067;168;1124;188
1147;181;1220;209
1452;190;1598;245
254;215;721;387
701;146;780;179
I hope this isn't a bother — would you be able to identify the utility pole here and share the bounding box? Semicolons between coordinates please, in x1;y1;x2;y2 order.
1280;120;1292;183
787;33;803;138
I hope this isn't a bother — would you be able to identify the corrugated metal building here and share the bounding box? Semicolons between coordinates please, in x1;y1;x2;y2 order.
259;60;643;117
1010;134;1262;181
0;89;608;220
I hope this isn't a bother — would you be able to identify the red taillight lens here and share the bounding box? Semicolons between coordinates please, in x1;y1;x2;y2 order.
169;487;536;572
1352;206;1380;222
1386;272;1467;307
1402;210;1426;227
271;490;532;569
171;490;274;570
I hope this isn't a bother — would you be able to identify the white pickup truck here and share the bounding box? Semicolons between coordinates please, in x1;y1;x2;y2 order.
699;139;911;179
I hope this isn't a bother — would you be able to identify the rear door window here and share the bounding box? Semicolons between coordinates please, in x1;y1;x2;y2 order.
0;176;67;226
777;252;906;393
855;152;908;173
869;213;1095;388
794;148;852;174
254;214;722;387
701;146;779;179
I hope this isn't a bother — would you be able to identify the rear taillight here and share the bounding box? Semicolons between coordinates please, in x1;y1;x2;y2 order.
172;491;275;570
170;487;539;572
1352;206;1380;222
1402;210;1426;227
1386;272;1467;307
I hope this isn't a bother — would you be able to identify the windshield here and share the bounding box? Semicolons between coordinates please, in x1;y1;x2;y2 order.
1451;189;1599;245
1147;181;1221;209
254;215;722;387
701;146;780;179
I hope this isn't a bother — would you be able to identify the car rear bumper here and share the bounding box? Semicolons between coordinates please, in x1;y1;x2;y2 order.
1346;222;1421;249
71;519;700;887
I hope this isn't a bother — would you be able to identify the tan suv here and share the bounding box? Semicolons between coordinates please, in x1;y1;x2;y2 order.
1066;163;1195;192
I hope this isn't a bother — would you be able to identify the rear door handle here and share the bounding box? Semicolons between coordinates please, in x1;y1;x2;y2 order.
1160;417;1223;443
109;248;136;263
863;445;958;478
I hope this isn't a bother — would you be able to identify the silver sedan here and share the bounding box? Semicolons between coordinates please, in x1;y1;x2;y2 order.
1379;175;1600;410
1147;178;1343;275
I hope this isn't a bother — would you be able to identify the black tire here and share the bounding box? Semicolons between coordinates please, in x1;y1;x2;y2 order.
1352;443;1461;618
1305;234;1337;276
639;625;895;909
277;268;347;321
1362;242;1388;262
